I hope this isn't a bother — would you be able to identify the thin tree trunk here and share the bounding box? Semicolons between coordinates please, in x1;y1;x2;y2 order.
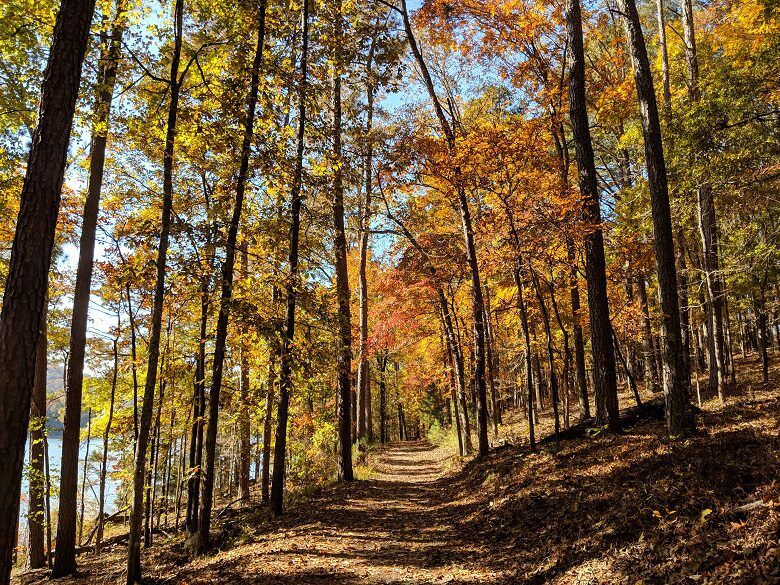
238;247;252;502
0;0;95;577
78;408;92;544
54;3;125;573
96;328;118;553
636;275;661;391
331;0;353;482
126;0;183;580
567;240;590;420
271;0;309;516
198;2;266;549
401;0;489;456
126;283;139;445
616;0;693;435
754;288;770;383
356;37;376;446
484;285;500;434
28;308;48;569
565;0;620;430
530;267;560;442
514;268;536;449
377;352;388;444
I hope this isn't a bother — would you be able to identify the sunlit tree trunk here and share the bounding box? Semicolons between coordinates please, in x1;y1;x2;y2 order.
97;328;118;553
28;307;48;569
357;38;376;446
616;0;693;435
271;0;309;515
55;2;126;573
401;0;489;456
330;0;354;481
198;1;266;548
126;0;183;580
565;0;620;430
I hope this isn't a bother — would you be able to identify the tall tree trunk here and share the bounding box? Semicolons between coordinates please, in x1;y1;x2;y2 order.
616;0;693;436
514;268;536;449
54;2;125;573
186;280;208;533
565;0;620;431
356;37;376;446
271;0;308;515
377;352;388;444
28;308;48;569
401;0;489;456
331;0;353;482
126;0;183;580
96;329;118;553
197;1;266;549
567;240;590;421
0;1;96;580
530;268;560;441
238;247;251;502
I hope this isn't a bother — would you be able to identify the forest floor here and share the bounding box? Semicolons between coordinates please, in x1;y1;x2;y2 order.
14;356;780;584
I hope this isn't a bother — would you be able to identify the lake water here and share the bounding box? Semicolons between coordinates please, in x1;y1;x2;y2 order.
19;434;120;542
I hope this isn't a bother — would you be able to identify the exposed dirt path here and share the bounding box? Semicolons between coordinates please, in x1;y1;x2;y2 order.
177;440;504;584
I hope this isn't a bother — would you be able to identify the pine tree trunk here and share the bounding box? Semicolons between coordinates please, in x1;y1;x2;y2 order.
271;0;309;516
565;0;620;430
0;1;96;580
616;0;693;435
126;0;183;580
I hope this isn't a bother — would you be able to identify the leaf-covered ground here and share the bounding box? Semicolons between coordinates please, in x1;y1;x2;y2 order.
15;358;780;584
